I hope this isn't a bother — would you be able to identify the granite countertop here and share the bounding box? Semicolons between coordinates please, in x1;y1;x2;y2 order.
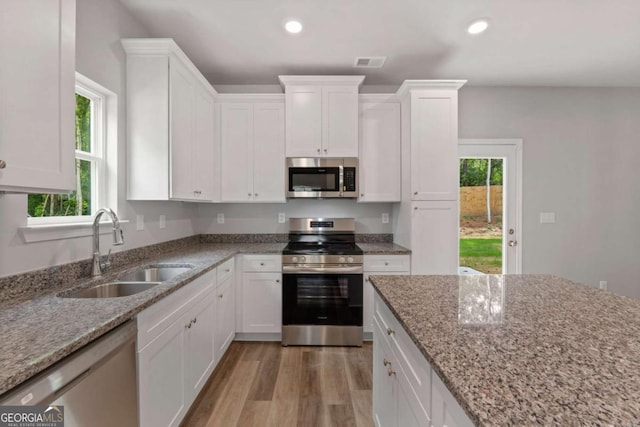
369;274;640;426
357;242;411;254
0;242;284;396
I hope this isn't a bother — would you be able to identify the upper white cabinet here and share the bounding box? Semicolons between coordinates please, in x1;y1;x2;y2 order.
122;38;218;202
0;0;75;193
279;76;364;158
359;96;401;202
219;95;285;203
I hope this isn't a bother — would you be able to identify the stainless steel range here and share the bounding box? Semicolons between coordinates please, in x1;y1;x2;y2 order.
282;218;363;346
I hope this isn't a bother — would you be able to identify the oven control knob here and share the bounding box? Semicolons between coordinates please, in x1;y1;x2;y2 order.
292;256;298;263
347;257;354;263
300;256;306;263
339;257;346;263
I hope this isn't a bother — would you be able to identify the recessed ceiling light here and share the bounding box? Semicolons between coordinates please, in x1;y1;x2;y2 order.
467;19;489;35
284;20;303;34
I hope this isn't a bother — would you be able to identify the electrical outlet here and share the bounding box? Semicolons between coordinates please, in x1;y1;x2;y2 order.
159;215;166;229
278;212;286;223
217;213;225;224
599;281;607;290
381;213;389;224
136;214;144;231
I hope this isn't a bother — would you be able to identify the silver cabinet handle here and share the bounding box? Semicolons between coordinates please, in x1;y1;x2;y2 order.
225;268;230;272
0;160;6;169
185;322;192;329
254;193;258;197
324;149;327;153
387;327;395;336
413;191;418;195
192;317;197;324
276;279;280;283
387;367;396;377
360;193;364;197
383;358;390;366
365;277;370;282
384;261;389;266
317;148;321;153
260;262;264;266
218;294;223;298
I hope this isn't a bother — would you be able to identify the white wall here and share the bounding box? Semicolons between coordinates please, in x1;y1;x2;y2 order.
459;86;640;298
195;200;393;234
0;0;196;278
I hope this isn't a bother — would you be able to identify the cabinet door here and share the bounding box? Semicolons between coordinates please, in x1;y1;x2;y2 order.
138;319;186;427
192;86;216;201
285;85;322;157
322;86;359;157
431;372;474;427
364;272;408;334
215;276;236;359
359;102;401;202
410;91;459;201
412;201;459;274
169;58;195;200
397;369;431;427
253;103;285;202
184;291;216;404
373;317;397;427
241;272;282;333
220;103;253;201
0;0;75;193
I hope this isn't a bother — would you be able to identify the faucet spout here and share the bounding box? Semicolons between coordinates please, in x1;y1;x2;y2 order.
92;208;125;277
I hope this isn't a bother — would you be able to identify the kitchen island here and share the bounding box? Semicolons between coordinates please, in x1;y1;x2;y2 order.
369;274;640;426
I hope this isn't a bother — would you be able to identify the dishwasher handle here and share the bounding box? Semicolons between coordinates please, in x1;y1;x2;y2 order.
0;320;137;406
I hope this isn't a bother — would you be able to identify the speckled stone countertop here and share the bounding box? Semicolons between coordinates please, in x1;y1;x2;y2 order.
357;242;411;254
0;242;285;396
369;274;640;426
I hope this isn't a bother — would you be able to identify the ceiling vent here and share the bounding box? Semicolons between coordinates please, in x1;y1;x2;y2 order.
353;56;386;68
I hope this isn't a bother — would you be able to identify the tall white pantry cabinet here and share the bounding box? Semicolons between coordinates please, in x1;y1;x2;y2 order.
393;81;466;274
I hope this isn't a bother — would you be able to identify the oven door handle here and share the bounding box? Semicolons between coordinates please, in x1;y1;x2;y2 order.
282;265;363;274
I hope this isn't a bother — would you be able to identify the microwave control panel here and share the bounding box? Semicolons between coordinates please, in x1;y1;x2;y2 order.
343;168;356;191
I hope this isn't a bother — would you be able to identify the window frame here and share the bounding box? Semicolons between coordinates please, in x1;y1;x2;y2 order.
27;73;110;226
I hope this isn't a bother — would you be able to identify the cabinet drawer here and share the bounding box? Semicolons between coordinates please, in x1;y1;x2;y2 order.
374;292;431;414
137;269;216;350
217;258;235;284
242;255;282;272
364;255;410;272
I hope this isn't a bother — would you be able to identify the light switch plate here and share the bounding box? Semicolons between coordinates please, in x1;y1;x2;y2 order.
278;213;286;223
539;212;556;224
381;213;389;224
159;215;166;229
136;214;144;231
217;213;225;224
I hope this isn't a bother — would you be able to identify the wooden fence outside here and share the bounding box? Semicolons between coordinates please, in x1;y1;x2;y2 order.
460;185;503;216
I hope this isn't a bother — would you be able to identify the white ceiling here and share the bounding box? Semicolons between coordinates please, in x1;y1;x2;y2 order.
118;0;640;87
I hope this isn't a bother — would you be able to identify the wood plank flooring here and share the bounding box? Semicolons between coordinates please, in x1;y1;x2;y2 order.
181;342;374;427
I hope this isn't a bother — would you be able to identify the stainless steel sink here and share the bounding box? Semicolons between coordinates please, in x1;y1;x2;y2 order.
118;266;192;283
62;282;160;299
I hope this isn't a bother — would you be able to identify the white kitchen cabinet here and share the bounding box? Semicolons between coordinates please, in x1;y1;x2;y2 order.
236;255;282;335
137;267;220;427
219;96;285;202
363;255;410;335
138;317;186;427
184;291;216;403
373;291;473;427
412;201;459;275
215;259;236;359
359;97;401;202
409;90;460;201
122;38;218;202
0;0;75;193
279;76;364;157
393;81;465;275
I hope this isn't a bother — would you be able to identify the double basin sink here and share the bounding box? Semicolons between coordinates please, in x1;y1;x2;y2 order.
61;266;192;299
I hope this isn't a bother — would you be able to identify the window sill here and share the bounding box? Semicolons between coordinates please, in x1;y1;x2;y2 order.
19;220;130;243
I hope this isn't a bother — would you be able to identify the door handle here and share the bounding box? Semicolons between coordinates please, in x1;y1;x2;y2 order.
508;240;518;247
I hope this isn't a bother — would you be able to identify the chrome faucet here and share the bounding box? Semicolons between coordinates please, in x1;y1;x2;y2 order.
92;208;125;276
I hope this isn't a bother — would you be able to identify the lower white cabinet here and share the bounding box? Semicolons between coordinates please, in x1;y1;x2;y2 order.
237;255;282;335
373;292;472;427
364;255;410;335
137;262;236;427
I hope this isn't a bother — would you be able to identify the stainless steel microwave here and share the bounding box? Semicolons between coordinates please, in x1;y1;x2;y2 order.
286;158;358;199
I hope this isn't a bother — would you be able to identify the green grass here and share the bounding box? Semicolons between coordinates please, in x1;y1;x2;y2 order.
459;238;502;274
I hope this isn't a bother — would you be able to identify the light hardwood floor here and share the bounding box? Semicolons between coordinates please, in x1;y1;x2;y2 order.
181;342;374;427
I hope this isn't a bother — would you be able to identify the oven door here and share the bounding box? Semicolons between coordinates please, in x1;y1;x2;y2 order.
282;273;363;326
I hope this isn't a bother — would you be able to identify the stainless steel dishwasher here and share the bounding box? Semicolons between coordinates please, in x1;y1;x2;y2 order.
0;320;138;427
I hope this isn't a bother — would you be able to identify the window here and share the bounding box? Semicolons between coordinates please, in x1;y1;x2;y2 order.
27;74;108;224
